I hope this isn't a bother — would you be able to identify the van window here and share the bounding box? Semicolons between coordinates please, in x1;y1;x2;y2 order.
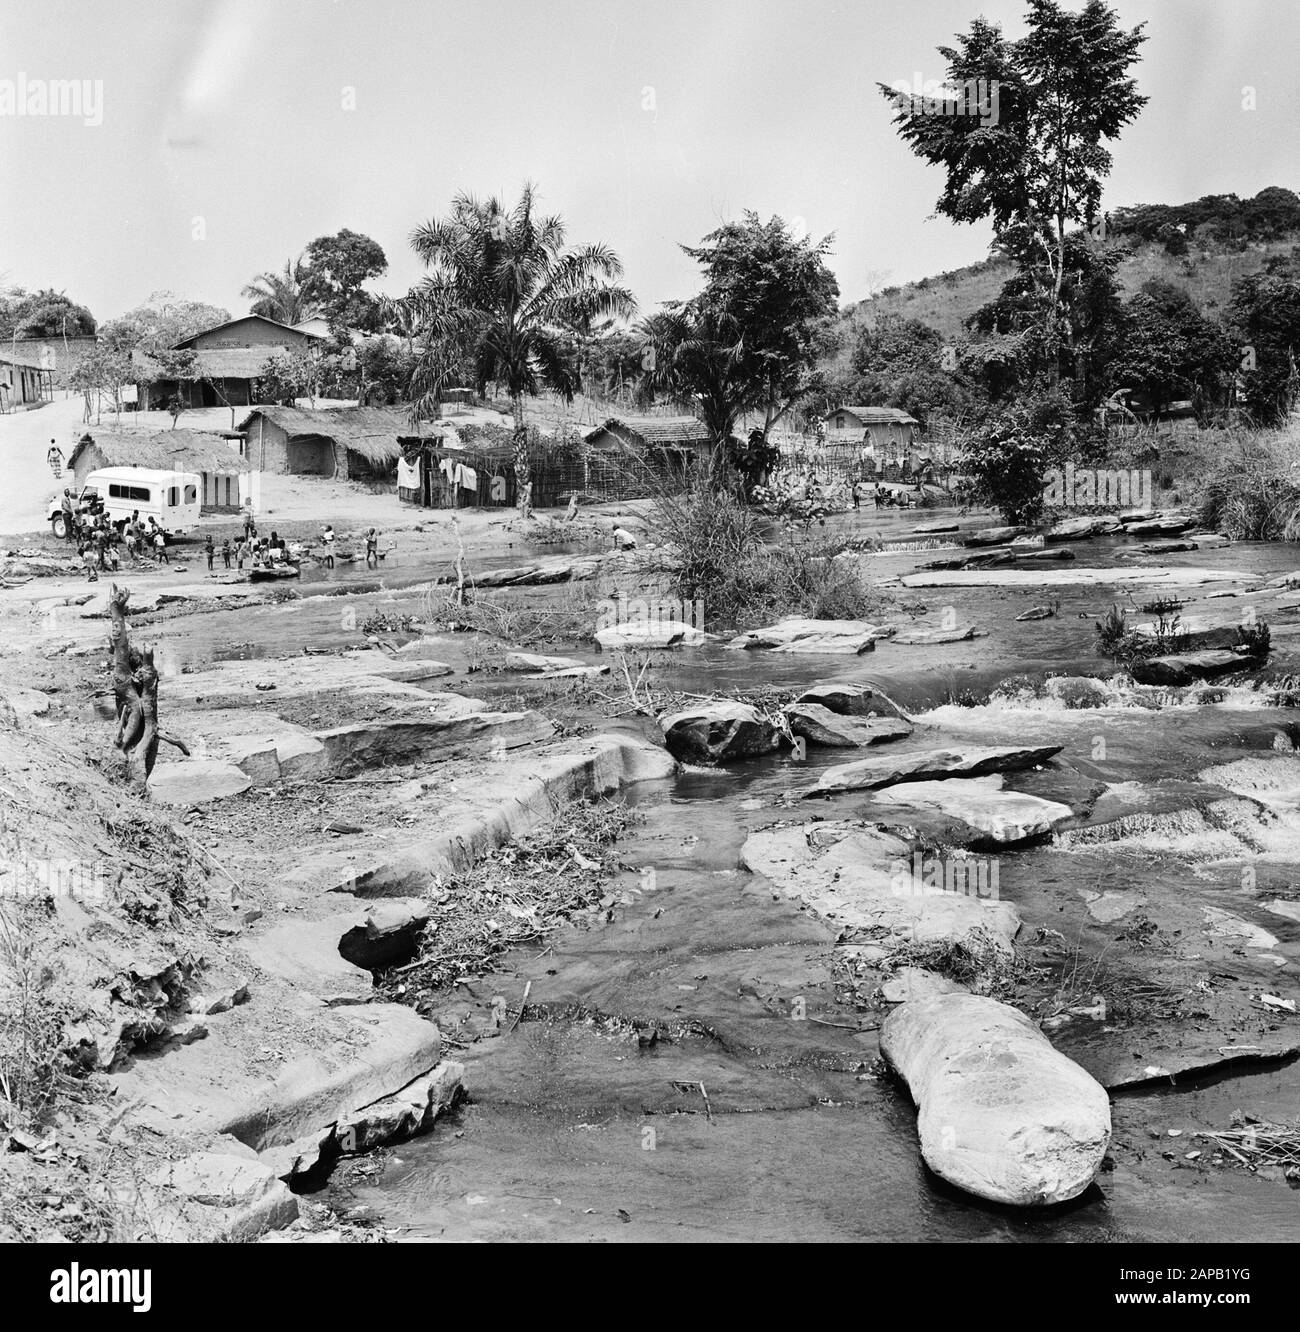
168;487;179;506
184;485;198;504
129;485;151;502
109;483;124;499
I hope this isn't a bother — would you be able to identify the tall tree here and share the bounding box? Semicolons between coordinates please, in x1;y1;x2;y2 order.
1230;257;1300;426
401;183;636;516
304;229;388;333
241;257;322;326
646;213;839;462
880;0;1147;385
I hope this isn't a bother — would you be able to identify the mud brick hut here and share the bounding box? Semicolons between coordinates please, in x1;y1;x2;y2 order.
237;405;436;482
67;429;252;512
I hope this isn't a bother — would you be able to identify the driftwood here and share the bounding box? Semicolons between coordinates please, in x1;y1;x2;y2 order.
107;583;189;781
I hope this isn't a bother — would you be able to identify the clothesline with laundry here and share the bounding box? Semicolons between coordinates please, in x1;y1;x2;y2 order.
437;457;479;492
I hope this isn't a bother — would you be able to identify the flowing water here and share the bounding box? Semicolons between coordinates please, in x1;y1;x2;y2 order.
136;513;1300;1239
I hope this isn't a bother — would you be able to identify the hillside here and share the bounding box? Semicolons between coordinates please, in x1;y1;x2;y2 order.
839;187;1300;346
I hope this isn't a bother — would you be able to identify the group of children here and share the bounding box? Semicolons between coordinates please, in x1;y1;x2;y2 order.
76;508;170;581
203;530;289;572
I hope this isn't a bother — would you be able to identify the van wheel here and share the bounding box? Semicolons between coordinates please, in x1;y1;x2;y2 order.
51;513;68;540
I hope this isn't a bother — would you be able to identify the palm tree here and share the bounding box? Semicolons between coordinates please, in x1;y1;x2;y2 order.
402;183;637;516
241;257;322;326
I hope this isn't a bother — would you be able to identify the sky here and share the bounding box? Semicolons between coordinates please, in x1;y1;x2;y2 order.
1;0;1295;325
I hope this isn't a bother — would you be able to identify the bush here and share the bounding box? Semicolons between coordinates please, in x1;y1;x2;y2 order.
651;483;885;628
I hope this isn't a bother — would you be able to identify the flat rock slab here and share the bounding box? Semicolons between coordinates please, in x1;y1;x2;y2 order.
172;708;327;785
148;758;253;806
881;992;1111;1206
869;776;1075;843
741;821;1020;955
725;618;889;654
805;744;1063;798
964;526;1031;547
1126;515;1196;537
315;707;553;773
1132;649;1260;685
1045;517;1115;542
784;702;913;748
660;700;783;763
595;623;706;649
239;915;375;1005
504;651;587;672
912;522;960;535
902;567;1241;589
1198;755;1300;805
111;999;444;1151
887;625;983;645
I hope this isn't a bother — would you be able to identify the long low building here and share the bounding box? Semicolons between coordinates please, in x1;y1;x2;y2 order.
68;429;252;512
237;405;436;480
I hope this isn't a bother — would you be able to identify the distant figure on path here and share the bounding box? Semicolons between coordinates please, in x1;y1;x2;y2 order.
47;441;63;476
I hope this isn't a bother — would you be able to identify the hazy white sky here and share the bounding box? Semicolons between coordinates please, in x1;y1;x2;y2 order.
1;0;1294;323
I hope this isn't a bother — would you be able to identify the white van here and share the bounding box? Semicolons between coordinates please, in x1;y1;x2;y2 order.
49;468;202;540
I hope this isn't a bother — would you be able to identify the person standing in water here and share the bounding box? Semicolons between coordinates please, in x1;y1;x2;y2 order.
365;528;379;567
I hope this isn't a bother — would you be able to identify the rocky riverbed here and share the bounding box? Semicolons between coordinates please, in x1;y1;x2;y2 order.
2;501;1299;1240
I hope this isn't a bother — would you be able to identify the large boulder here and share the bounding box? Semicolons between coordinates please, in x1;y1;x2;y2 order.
869;776;1076;843
595;622;706;650
784;702;912;748
660;701;784;763
880;992;1112;1206
725;618;889;654
805;745;1063;797
964;525;1031;547
797;681;909;721
1131;649;1260;685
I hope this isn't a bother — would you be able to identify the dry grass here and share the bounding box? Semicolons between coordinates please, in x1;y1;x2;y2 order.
378;797;640;1002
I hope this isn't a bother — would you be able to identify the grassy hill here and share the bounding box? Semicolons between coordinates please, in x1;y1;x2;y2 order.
838;200;1300;349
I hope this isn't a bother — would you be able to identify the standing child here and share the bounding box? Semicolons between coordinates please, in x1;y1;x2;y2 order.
153;529;169;564
235;538;246;571
205;535;215;571
221;538;232;569
365;528;379;567
78;543;98;582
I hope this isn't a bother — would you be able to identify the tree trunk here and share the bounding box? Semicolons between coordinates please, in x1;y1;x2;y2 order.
512;395;532;519
108;584;188;784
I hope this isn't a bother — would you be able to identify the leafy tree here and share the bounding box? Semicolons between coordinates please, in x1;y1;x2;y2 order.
835;315;974;428
241;257;322;326
880;0;1147;384
304;229;388;333
70;346;133;423
965;387;1079;522
0;288;96;339
1106;280;1237;419
399;183;636;516
1230;257;1300;426
663;213;840;449
100;291;231;353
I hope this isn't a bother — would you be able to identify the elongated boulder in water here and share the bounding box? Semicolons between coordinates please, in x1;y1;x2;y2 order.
784;702;912;748
964;525;1030;547
881;992;1111;1205
660;700;783;763
797;681;909;722
805;745;1062;797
